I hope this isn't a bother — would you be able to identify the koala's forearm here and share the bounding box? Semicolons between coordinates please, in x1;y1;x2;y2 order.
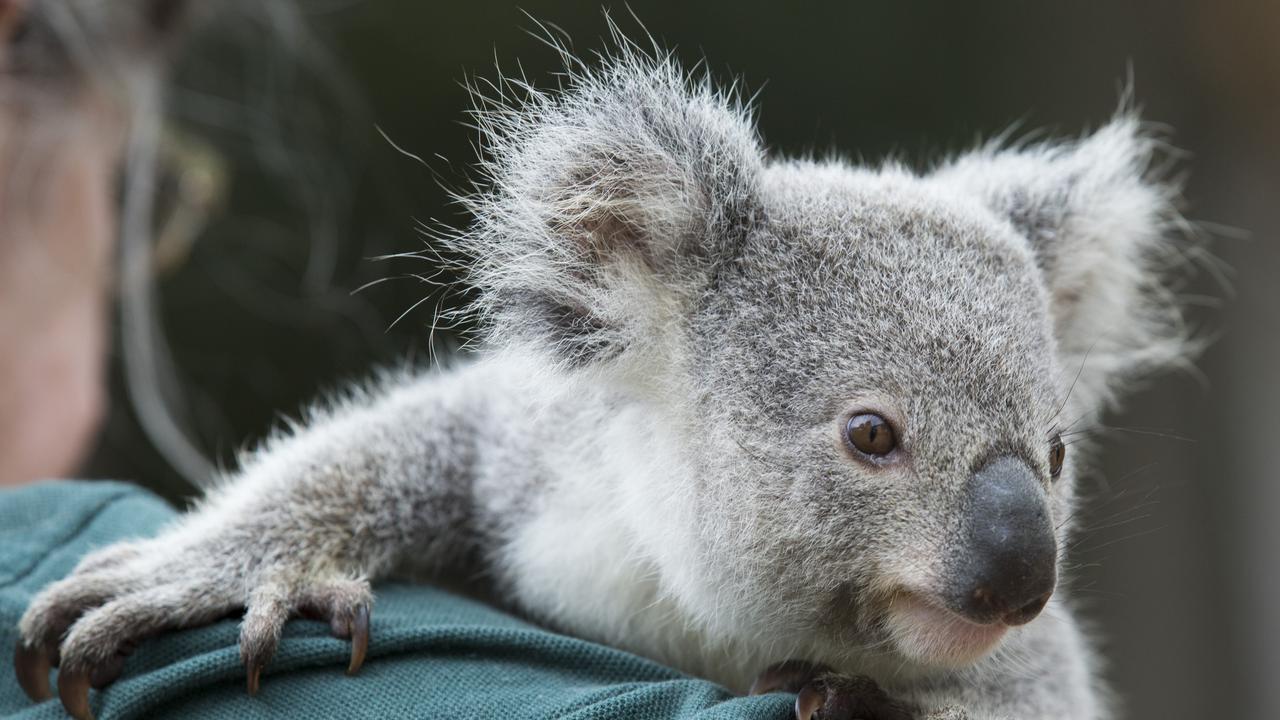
16;361;529;705
182;363;501;581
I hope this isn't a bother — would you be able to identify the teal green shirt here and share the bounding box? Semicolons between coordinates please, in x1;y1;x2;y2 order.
0;481;791;719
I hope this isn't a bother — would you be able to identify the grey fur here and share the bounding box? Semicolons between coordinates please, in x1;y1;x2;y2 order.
18;35;1191;720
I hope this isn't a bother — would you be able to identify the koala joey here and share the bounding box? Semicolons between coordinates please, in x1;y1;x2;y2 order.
15;37;1190;720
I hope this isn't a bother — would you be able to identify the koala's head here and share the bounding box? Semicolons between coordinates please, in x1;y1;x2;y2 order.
460;47;1186;670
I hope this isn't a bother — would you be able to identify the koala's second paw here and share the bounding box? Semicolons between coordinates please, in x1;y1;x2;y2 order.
14;536;373;720
751;660;916;720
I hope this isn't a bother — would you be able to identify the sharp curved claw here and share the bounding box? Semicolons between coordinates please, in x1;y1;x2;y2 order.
14;642;53;702
795;684;826;720
246;663;262;696
346;604;369;676
57;668;94;720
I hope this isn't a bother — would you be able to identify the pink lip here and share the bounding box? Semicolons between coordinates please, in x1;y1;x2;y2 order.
884;593;1009;667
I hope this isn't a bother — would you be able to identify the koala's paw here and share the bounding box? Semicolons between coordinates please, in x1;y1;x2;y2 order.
14;535;373;720
751;660;917;720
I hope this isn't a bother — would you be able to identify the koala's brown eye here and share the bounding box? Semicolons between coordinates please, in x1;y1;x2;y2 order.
846;413;896;457
1048;434;1066;479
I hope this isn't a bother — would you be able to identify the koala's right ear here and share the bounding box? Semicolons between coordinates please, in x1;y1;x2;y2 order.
457;47;764;368
934;118;1190;412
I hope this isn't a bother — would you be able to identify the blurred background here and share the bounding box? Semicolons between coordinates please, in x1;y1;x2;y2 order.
3;1;1276;718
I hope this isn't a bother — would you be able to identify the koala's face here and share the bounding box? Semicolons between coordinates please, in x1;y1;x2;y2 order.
685;163;1074;668
466;52;1181;671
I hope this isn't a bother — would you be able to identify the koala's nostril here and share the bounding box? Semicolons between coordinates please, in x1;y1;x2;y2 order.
1002;592;1051;626
968;585;1050;625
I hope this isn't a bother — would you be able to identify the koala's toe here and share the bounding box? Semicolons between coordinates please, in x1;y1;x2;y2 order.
15;566;153;704
48;581;235;719
240;582;292;696
19;573;133;652
59;583;232;674
295;577;374;674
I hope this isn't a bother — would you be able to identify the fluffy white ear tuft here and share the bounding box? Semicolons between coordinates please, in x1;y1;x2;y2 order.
935;117;1192;412
452;42;764;370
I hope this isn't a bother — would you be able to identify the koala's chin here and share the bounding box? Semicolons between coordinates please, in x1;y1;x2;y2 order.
883;593;1015;668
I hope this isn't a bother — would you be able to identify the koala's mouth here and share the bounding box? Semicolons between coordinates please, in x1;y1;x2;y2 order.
882;593;1011;668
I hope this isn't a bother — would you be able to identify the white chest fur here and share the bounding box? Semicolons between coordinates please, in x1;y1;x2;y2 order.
494;400;765;690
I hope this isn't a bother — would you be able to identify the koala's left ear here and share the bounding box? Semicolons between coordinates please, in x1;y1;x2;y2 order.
934;117;1189;411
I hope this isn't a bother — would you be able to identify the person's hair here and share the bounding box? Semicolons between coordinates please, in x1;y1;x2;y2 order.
15;2;345;489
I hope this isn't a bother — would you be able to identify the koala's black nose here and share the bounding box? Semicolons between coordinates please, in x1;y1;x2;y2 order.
946;456;1057;626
